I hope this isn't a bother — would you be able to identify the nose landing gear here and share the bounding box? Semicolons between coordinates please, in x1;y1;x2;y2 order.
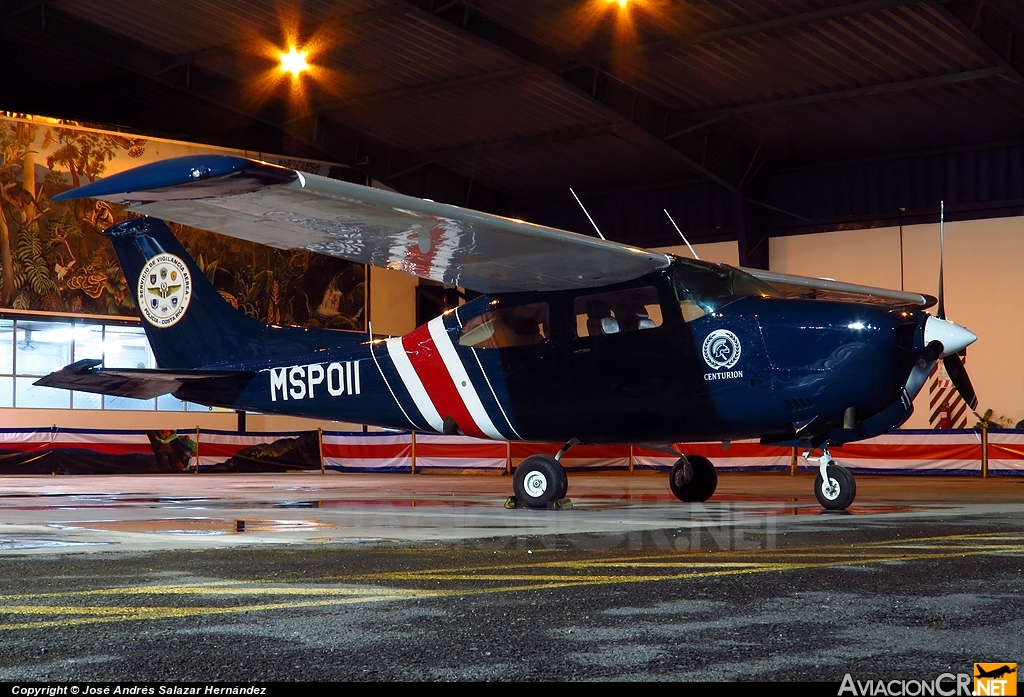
807;447;856;511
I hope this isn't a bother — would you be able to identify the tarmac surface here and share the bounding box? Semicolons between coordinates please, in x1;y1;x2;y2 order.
0;471;1022;682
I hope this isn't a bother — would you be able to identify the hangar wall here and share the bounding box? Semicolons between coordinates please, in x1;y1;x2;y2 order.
769;216;1024;428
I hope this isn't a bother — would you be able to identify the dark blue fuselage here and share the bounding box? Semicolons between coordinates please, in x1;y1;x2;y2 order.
98;219;921;447
176;263;922;447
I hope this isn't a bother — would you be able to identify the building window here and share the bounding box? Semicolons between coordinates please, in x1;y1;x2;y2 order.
0;316;211;411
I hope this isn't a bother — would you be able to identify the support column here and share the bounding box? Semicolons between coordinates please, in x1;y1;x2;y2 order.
735;194;769;270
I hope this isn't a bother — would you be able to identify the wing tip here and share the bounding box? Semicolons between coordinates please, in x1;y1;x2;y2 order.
51;155;295;203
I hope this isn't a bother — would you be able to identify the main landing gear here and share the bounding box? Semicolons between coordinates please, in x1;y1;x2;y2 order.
507;439;576;509
807;446;856;511
669;454;719;502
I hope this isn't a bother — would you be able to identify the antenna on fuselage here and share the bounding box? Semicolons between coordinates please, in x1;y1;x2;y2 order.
569;187;606;240
663;208;700;260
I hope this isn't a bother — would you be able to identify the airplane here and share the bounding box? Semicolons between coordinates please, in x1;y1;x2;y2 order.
37;154;979;511
975;665;1016;680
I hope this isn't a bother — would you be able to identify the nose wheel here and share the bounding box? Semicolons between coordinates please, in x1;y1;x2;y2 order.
808;448;856;511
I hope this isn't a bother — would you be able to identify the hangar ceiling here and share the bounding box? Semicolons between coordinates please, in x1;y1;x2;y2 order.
2;0;1024;264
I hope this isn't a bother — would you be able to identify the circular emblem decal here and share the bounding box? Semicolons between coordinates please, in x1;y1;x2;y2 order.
702;329;742;370
137;254;192;328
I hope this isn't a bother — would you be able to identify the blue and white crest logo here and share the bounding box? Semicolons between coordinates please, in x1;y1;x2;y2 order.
137;254;192;328
702;329;742;370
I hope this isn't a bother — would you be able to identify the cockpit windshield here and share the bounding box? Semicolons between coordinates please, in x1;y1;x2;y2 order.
672;257;782;322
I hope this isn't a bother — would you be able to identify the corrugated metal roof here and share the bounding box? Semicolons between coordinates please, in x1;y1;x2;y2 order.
6;0;1024;230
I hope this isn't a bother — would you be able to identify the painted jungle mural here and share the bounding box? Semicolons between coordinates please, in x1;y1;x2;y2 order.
0;114;366;331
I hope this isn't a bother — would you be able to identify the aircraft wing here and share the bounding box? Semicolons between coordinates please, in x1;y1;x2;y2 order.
35;359;254;400
742;268;936;310
53;155;671;293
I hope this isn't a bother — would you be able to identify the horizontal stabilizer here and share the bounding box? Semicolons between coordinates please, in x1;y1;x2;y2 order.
35;360;254;400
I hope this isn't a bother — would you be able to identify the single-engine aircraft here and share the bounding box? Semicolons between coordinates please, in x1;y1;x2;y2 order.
39;155;979;511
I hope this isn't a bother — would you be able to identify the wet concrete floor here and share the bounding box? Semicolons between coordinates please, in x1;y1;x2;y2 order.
0;471;1022;681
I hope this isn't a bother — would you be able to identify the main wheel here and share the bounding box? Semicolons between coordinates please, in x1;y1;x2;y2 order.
669;455;718;502
513;454;565;509
814;462;856;510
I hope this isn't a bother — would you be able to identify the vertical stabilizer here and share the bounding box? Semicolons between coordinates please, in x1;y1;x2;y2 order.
104;216;268;369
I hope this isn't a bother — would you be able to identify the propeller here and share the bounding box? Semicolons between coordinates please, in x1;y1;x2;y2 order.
909;201;978;410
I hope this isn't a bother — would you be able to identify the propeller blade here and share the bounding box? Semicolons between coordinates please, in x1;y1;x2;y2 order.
937;200;945;320
921;339;943;364
943;353;978;410
905;360;936;401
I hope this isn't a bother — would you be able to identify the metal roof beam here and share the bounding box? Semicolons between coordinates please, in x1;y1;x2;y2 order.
563;0;926;72
412;123;628;161
666;67;1005;139
155;4;410;75
1;5;492;205
402;0;740;193
307;65;537;115
4;0;51;19
928;0;1024;87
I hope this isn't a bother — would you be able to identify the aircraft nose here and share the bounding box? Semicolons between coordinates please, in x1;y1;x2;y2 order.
923;315;977;357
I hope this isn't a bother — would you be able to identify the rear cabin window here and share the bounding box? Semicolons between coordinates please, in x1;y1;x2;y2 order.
457;302;550;349
574;287;663;338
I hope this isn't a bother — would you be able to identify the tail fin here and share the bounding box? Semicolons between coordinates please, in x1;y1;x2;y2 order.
105;216;269;369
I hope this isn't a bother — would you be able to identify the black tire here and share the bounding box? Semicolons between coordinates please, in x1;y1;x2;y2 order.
669;455;718;502
513;454;564;508
814;462;856;510
553;460;568;501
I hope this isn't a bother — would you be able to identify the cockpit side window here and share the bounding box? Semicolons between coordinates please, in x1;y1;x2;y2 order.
457;302;550;349
574;286;663;338
672;258;781;322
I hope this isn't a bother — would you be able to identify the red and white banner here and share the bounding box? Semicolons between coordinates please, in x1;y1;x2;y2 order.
632;441;793;471
510;442;630;470
0;428;153;453
0;427;1020;475
829;430;981;473
414;434;506;471
321;431;412;472
985;429;1024;474
194;430;303;468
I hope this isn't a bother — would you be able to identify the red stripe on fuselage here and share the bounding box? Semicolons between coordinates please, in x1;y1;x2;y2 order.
401;325;485;438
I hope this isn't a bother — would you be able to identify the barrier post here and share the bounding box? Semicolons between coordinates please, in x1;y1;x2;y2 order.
981;422;989;478
506;440;512;474
628;445;634;474
194;427;200;475
410;430;417;475
318;428;325;474
790;447;798;475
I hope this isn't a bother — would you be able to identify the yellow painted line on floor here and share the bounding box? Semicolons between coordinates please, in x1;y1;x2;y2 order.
0;592;427;632
0;583;416;603
1;532;1022;632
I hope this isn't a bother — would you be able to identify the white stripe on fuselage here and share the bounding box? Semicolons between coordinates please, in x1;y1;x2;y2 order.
386;336;444;431
426;316;504;440
368;340;418;429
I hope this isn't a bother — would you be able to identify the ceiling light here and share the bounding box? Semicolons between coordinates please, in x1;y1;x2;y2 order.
279;47;310;79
